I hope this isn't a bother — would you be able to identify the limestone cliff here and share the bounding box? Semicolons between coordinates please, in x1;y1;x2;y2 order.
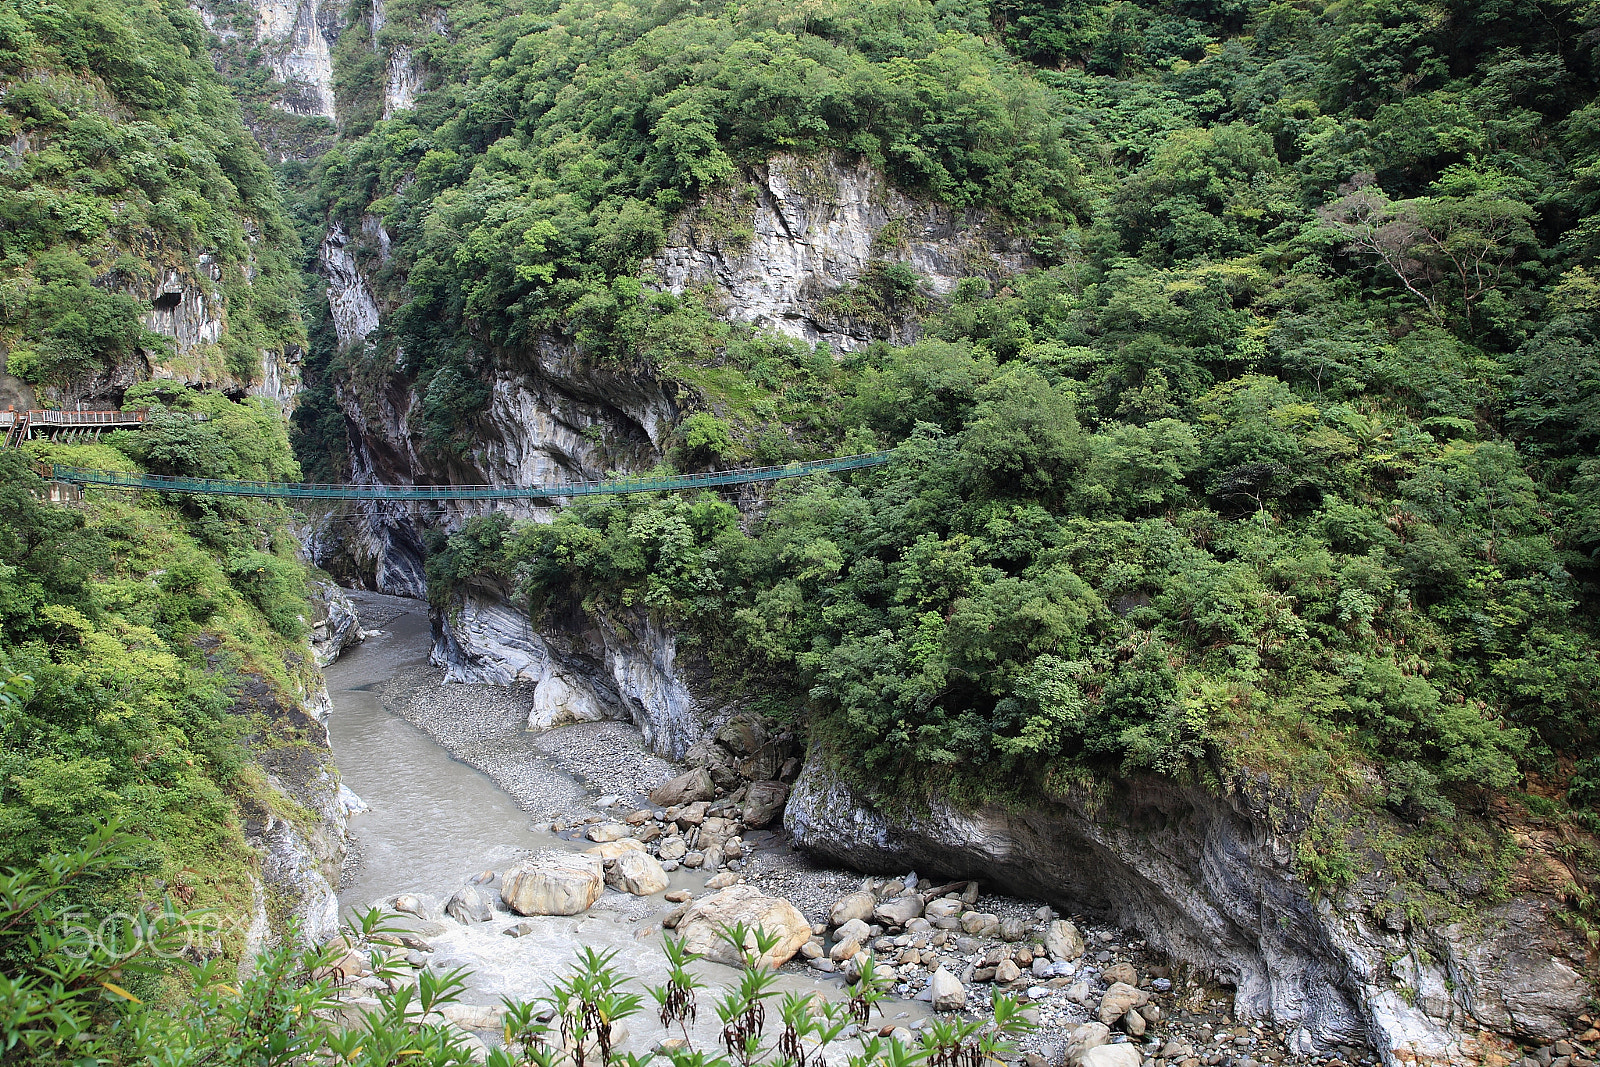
651;153;1033;352
431;585;710;761
203;0;429;159
315;207;678;592
309;578;367;668
232;647;352;949
315;152;1020;592
137;248;305;411
250;0;340;120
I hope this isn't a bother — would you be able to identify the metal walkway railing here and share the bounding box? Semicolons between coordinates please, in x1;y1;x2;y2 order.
3;408;211;447
47;450;897;501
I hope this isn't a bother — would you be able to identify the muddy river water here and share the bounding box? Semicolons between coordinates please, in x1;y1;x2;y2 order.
323;591;925;1044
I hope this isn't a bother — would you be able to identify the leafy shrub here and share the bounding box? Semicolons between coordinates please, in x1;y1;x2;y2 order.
228;551;307;639
681;412;736;466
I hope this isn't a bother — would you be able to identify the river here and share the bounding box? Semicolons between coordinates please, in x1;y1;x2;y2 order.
322;590;924;1045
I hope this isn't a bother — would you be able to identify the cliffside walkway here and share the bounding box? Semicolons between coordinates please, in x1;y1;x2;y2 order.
43;450;898;501
4;408;164;447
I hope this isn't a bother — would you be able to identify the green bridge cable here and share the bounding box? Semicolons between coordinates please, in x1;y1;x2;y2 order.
48;450;898;501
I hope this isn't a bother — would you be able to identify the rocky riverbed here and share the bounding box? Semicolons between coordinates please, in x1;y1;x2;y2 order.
333;592;1594;1067
356;649;1414;1067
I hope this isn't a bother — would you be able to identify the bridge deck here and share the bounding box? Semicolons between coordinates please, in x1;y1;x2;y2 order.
46;450;897;501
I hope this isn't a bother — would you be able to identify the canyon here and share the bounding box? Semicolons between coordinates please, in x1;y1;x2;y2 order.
303;144;1589;1066
3;3;1591;1063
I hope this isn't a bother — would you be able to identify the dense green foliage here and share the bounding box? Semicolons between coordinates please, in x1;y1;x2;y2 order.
440;316;1594;826
0;0;304;390
299;0;1077;455
409;0;1600;833
0;391;312;934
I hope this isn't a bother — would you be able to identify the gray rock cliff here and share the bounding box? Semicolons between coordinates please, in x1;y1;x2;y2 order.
431;586;708;760
651;152;1032;351
785;751;1587;1066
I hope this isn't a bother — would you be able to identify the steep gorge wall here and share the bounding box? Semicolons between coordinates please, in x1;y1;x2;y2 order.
651;154;1032;351
431;585;708;760
317;152;1023;592
250;0;340;120
786;754;1585;1066
208;0;428;129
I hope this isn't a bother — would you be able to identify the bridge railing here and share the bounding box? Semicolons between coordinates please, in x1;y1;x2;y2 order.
28;409;149;426
49;450;899;501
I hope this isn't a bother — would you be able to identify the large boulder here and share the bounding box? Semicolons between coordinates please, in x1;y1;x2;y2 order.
738;742;786;782
1078;1046;1140;1067
1097;982;1150;1025
649;768;715;807
501;853;604;916
1064;1022;1111;1067
1044;919;1085;961
929;967;966;1011
445;886;495;924
587;839;647;859
529;674;605;730
312;936;369;981
607;850;670;896
699;816;738;845
1102;962;1137;987
742;780;789;828
874;894;924;928
830;891;876;927
686;737;742;791
715;714;769;757
673;885;811;967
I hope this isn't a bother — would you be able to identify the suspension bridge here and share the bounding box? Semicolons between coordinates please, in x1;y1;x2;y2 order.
41;450;898;501
10;406;896;499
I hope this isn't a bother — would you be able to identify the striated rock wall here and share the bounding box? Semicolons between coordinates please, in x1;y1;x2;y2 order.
235;664;350;950
650;153;1033;351
318;322;676;594
785;752;1586;1066
384;45;421;117
146;263;225;355
0;348;36;411
368;0;431;119
138;257;303;408
308;578;366;667
251;759;345;944
321;223;382;349
254;346;304;411
430;586;709;760
254;0;340;120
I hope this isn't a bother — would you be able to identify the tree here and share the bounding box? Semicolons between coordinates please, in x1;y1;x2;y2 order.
1320;178;1535;327
1082;419;1200;515
959;367;1087;501
682;412;736;466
